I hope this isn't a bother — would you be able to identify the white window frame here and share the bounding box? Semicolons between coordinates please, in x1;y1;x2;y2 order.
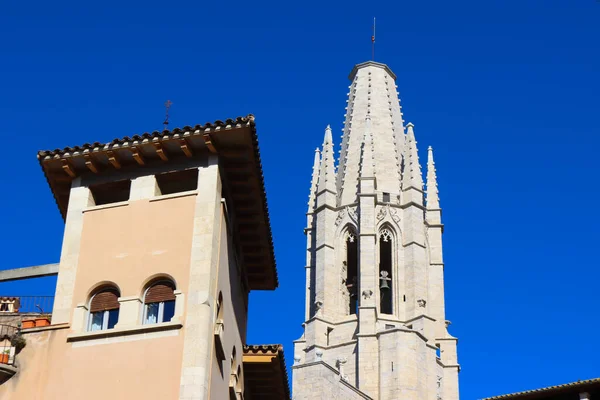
142;282;176;325
87;309;112;331
87;290;119;332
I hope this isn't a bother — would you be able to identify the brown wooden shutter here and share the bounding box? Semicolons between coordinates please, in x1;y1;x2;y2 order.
89;289;120;312
145;283;176;303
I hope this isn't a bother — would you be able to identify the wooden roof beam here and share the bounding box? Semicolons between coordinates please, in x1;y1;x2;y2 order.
61;159;76;178
202;133;216;154
84;154;98;173
107;150;122;169
180;139;193;158
131;148;145;166
154;143;169;162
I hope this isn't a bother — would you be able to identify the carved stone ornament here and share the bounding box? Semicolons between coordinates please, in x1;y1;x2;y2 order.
362;289;373;299
334;208;347;227
337;206;358;227
378;204;401;224
417;299;427;308
348;206;358;223
314;300;323;312
376;206;387;221
294;355;301;364
337;358;349;382
315;349;323;360
380;228;393;242
346;232;356;243
389;206;400;223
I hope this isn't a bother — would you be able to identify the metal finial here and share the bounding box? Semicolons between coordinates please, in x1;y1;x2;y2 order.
371;17;376;61
163;100;173;131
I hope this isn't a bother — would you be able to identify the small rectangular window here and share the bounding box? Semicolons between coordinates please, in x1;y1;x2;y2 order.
156;169;199;195
163;300;175;322
383;192;391;202
144;300;175;324
90;179;131;205
145;302;160;324
107;309;119;329
89;312;104;331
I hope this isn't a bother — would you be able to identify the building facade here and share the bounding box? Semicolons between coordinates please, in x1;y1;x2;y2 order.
292;61;460;400
0;116;289;399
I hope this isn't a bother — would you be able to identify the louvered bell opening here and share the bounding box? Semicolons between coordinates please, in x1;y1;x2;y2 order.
89;289;120;313
145;282;176;304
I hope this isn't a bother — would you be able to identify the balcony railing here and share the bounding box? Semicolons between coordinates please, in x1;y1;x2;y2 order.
0;296;54;315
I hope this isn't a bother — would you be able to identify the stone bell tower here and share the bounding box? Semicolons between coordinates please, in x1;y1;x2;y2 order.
292;61;460;400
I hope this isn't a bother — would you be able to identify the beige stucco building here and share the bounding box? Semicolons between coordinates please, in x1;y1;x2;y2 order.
292;61;460;400
0;115;289;400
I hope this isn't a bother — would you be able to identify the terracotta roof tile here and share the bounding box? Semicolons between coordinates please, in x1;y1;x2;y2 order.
38;116;254;159
243;344;283;355
483;377;600;399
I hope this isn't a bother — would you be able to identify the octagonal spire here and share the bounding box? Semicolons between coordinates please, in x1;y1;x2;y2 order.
337;62;405;205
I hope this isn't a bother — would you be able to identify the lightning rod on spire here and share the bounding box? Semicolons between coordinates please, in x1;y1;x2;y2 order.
371;17;376;61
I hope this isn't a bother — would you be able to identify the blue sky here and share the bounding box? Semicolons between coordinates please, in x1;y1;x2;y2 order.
1;1;599;398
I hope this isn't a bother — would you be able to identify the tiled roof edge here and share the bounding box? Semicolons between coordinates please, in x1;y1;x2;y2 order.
243;344;282;354
37;115;255;159
247;121;278;288
482;377;600;399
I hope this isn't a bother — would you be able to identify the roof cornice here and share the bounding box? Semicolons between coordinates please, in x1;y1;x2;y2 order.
482;377;600;400
348;61;397;81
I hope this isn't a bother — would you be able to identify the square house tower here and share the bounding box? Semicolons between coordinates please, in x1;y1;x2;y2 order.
0;115;289;400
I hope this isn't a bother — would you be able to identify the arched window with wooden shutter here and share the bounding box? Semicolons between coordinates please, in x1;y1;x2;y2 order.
143;280;176;324
88;287;120;331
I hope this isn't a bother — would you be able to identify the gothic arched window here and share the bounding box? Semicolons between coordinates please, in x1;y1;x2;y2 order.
345;230;358;315
379;227;393;314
